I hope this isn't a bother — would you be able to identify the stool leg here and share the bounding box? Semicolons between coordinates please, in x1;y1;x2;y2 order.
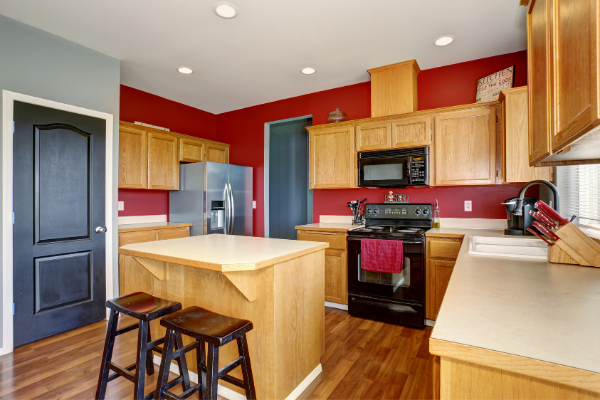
237;335;256;400
203;344;219;400
196;340;206;399
134;320;150;400
155;329;176;400
174;332;192;392
146;324;155;376
95;310;119;400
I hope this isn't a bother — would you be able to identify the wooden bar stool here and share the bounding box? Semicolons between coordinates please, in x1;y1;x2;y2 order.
96;292;189;400
154;306;256;400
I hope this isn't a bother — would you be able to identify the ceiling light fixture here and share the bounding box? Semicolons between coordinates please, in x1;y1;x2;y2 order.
177;66;194;74
434;36;455;47
301;67;316;75
214;2;238;19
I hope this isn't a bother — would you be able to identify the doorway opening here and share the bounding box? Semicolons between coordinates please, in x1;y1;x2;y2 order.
264;116;313;239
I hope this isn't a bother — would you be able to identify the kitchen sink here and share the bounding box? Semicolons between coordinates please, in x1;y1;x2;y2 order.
468;236;548;260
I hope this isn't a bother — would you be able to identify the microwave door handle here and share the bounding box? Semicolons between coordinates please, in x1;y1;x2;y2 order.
406;156;412;184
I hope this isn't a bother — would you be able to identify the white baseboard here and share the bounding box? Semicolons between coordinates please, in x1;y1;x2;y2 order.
118;214;167;225
153;356;322;400
325;301;348;310
425;319;435;327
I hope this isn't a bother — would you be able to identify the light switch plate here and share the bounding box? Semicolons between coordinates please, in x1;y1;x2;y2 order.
464;200;472;212
118;201;124;211
253;201;256;209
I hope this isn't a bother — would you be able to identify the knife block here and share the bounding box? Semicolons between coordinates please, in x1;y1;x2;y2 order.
548;245;591;267
548;223;600;268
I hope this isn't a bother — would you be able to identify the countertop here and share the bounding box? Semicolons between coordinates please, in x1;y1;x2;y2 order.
430;228;600;375
295;223;361;232
118;222;192;232
118;234;329;272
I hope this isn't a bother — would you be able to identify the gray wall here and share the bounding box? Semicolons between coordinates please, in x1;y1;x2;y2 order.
0;14;121;349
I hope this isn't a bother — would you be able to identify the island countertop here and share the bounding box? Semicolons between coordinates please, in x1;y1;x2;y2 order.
429;228;600;392
119;234;329;272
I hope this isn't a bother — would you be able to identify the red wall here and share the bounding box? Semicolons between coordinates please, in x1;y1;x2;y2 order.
216;51;529;237
118;85;217;217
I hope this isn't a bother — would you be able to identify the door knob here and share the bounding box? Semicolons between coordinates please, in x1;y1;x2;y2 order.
95;226;107;233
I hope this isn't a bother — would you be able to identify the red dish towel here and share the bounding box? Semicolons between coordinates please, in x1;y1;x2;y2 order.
361;238;404;273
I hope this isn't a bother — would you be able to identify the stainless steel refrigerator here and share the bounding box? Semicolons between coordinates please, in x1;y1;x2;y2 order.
169;162;253;236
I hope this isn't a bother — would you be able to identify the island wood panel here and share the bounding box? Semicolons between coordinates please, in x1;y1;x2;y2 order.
309;126;356;189
148;132;179;190
551;0;599;152
440;357;600;400
119;250;325;400
434;108;496;186
527;0;553;165
391;116;432;148
179;138;204;163
355;122;392;151
118;125;148;189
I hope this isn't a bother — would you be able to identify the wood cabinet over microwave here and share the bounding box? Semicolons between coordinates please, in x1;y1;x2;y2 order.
118;121;230;190
527;0;600;166
368;60;420;118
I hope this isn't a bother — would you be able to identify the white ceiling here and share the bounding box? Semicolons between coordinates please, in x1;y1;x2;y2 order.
0;0;527;114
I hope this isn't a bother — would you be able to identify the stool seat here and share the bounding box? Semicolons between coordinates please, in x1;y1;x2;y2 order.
107;292;182;321
161;306;253;346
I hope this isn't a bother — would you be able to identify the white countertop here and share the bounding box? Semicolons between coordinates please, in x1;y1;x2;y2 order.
118;234;329;271
430;228;600;374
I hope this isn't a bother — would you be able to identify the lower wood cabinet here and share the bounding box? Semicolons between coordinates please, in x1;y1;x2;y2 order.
118;223;191;247
426;235;464;320
296;228;348;304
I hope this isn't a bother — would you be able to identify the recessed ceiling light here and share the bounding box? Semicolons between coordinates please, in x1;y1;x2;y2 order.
434;36;455;46
301;67;316;75
177;66;194;74
214;2;238;19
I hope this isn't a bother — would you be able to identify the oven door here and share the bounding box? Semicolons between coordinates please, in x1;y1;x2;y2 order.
358;156;410;188
347;236;424;304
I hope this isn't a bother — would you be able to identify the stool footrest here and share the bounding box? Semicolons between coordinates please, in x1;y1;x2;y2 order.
164;382;202;400
148;337;165;351
115;322;139;336
170;341;198;360
107;361;135;383
220;373;245;390
218;356;244;380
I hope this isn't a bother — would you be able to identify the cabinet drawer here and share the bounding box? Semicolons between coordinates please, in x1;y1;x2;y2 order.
297;231;346;250
429;239;461;259
159;227;190;240
119;230;159;247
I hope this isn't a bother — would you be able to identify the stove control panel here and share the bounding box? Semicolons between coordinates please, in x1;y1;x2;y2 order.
365;203;433;220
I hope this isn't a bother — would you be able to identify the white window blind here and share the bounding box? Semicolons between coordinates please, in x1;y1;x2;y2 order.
556;164;600;230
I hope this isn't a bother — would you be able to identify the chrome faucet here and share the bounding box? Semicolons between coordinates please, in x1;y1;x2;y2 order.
512;180;560;216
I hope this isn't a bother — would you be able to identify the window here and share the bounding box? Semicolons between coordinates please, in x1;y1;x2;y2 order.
556;164;600;230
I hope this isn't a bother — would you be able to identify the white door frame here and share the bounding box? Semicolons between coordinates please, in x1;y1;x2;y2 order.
1;90;115;355
263;115;312;238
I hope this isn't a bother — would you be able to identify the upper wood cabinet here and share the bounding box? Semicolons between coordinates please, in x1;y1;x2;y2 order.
148;132;179;190
527;0;600;166
179;138;204;163
205;142;229;163
500;87;552;183
356;122;391;151
391;116;432;148
309;125;356;189
119;125;148;189
368;60;420;117
434;108;497;186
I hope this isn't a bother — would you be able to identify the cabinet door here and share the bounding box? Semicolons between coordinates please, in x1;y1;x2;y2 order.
356;122;391;151
148;132;179;190
119;230;158;247
309;126;356;189
158;227;190;240
324;249;347;304
434;108;497;186
503;88;553;182
552;0;600;150
118;125;148;189
205;143;229;163
527;0;553;164
179;138;204;163
391;117;432;148
433;259;455;318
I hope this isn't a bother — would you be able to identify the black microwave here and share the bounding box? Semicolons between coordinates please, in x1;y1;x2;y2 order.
358;147;429;188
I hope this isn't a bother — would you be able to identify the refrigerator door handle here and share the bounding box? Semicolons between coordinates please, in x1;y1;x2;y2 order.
228;183;235;235
223;183;230;234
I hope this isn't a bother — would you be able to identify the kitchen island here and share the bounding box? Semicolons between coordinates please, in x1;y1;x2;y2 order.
118;234;329;400
428;228;600;399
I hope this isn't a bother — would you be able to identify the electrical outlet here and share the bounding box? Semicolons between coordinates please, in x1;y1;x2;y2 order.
253;201;257;209
118;201;125;211
464;200;472;212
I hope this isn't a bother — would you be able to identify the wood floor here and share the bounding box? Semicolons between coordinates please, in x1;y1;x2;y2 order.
0;308;435;400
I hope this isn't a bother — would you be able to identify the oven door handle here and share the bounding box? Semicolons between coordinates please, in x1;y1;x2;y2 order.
348;237;423;245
